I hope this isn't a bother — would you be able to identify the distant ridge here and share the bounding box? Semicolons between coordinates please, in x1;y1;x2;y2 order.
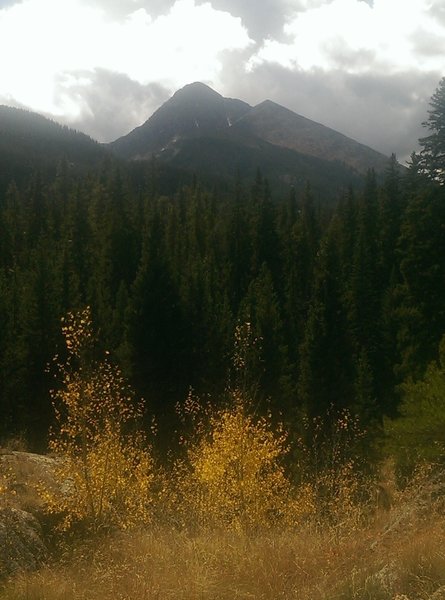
0;105;108;190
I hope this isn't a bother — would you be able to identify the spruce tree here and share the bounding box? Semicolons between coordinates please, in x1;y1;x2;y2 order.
419;77;445;183
394;184;445;380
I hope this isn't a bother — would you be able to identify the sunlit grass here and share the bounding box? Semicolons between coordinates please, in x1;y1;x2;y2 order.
3;493;445;600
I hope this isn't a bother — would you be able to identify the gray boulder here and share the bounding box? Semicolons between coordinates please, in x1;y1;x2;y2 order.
0;506;47;578
0;450;61;579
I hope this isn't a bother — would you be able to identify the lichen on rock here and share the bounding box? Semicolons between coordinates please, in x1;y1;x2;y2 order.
0;507;47;578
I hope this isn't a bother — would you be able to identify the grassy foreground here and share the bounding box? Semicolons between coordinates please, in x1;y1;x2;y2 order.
2;484;445;600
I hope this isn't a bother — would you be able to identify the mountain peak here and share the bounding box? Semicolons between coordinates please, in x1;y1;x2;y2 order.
110;82;251;159
169;82;224;105
176;81;220;95
257;99;280;108
253;99;306;120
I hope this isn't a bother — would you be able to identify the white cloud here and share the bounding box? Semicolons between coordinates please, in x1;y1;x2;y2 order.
248;0;445;74
0;0;251;118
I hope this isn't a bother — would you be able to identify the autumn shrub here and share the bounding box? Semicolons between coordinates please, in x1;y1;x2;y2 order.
170;384;315;532
42;307;156;534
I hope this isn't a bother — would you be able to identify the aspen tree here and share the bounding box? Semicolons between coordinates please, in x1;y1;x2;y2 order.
43;307;156;533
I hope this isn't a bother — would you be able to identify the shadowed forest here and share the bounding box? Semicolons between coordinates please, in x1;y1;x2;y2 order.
1;153;444;453
1;154;444;446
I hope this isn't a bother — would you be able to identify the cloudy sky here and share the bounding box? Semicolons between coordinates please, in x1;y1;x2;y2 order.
0;0;443;162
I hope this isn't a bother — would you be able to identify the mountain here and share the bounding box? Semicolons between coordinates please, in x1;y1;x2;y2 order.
0;105;109;190
109;82;390;194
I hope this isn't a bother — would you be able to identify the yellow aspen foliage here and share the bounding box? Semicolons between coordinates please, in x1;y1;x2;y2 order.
42;307;156;533
169;323;316;531
174;387;315;532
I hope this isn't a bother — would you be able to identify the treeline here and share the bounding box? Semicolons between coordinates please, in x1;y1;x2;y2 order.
0;155;444;451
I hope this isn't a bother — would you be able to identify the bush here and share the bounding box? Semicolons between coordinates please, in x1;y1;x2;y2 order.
172;386;314;532
42;307;156;533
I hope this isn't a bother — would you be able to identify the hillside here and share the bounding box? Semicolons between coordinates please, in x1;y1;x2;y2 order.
0;105;109;190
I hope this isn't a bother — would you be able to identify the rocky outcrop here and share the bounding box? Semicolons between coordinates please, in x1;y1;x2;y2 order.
0;507;47;577
0;450;61;579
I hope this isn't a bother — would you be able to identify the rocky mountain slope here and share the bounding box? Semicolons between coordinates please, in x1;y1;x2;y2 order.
231;99;389;174
109;82;390;183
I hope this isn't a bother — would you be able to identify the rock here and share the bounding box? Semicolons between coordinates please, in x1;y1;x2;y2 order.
0;507;47;578
0;450;62;579
0;450;61;514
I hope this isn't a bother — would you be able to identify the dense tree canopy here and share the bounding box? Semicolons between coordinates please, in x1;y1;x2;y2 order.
0;150;443;461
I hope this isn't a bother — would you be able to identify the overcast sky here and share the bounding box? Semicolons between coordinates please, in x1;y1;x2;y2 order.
0;0;443;162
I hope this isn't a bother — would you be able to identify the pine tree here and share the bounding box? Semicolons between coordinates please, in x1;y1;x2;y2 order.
419;77;445;183
238;264;292;408
347;171;380;405
297;231;353;422
378;154;402;283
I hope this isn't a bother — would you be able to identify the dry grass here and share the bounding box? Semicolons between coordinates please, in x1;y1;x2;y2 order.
2;495;445;600
2;443;445;600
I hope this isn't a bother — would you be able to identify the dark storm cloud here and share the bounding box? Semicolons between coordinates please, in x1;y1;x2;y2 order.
55;69;170;142
84;0;296;43
201;0;374;42
219;56;441;162
196;0;295;42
